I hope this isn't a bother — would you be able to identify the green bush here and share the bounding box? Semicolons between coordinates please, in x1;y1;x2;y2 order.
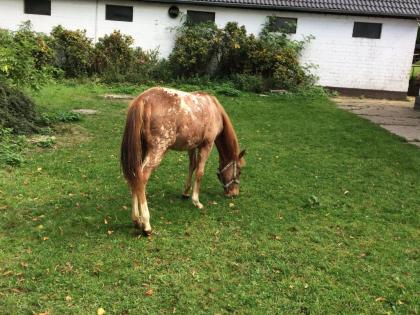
50;25;94;77
94;31;133;77
94;31;166;83
169;21;220;77
0;127;27;166
231;74;263;93
0;22;55;90
0;82;41;134
218;22;252;76
40;111;82;124
169;18;315;90
35;135;56;148
214;82;241;97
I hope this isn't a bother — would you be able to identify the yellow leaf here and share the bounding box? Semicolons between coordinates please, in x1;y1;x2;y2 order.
375;297;385;302
65;295;72;302
97;307;106;315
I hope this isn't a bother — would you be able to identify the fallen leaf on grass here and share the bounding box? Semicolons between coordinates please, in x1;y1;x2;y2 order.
97;307;106;315
107;230;113;235
37;167;42;172
229;203;235;208
375;297;386;302
145;288;153;296
2;270;13;276
65;295;72;302
42;237;49;241
38;312;49;315
208;201;218;205
10;288;22;293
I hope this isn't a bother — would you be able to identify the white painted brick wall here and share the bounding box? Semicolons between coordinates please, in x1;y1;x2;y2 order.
0;0;417;92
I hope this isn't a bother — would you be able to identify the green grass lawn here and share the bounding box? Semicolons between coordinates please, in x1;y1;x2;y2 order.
1;83;419;314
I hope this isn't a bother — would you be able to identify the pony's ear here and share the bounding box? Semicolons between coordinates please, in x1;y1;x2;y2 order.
238;150;246;167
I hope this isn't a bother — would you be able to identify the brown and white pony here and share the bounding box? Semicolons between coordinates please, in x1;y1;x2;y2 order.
120;87;245;235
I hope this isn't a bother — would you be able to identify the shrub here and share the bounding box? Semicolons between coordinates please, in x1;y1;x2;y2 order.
0;22;55;90
94;31;133;76
125;48;167;83
0;82;41;134
214;82;241;97
169;18;315;91
0;127;27;166
169;21;220;77
40;111;82;124
35;135;56;148
231;74;263;93
218;22;252;76
50;25;94;77
94;32;166;83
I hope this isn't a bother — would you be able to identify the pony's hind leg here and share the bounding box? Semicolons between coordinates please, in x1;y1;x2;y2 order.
182;149;197;199
131;189;142;229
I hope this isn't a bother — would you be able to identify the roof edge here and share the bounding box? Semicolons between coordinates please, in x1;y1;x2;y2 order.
140;0;420;19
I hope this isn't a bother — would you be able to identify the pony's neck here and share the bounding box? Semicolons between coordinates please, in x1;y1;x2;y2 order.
215;116;239;167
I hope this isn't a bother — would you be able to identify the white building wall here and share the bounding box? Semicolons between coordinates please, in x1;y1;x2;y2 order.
0;0;417;92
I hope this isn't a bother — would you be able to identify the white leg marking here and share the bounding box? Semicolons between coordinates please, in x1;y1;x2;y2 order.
131;193;140;223
192;188;203;209
140;201;152;232
141;156;149;172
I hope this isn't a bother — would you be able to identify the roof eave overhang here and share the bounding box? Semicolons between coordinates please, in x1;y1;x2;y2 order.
141;0;420;19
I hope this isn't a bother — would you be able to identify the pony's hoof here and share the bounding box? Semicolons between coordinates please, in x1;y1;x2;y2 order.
181;194;190;199
143;229;153;236
193;201;204;209
133;220;143;230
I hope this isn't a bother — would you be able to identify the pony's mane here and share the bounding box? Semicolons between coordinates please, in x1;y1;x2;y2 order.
212;96;240;161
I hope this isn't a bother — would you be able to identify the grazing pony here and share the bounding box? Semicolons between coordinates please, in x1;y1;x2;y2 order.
120;87;245;235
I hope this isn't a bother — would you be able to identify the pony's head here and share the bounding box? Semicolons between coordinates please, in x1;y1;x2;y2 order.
217;150;246;197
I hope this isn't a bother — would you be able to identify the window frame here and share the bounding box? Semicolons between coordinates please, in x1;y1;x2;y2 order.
186;10;215;26
105;4;133;22
268;16;298;34
24;0;51;16
352;22;382;39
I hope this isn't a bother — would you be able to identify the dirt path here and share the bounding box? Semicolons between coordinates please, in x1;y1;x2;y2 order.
334;97;420;148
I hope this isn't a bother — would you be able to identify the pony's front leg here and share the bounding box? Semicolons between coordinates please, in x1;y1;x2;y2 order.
192;143;213;209
182;149;197;199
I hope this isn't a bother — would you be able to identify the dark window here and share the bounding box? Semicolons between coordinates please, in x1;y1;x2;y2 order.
353;22;382;39
106;5;133;22
268;17;297;34
24;0;51;15
187;10;215;25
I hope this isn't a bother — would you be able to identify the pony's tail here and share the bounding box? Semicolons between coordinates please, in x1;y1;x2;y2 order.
120;98;145;189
